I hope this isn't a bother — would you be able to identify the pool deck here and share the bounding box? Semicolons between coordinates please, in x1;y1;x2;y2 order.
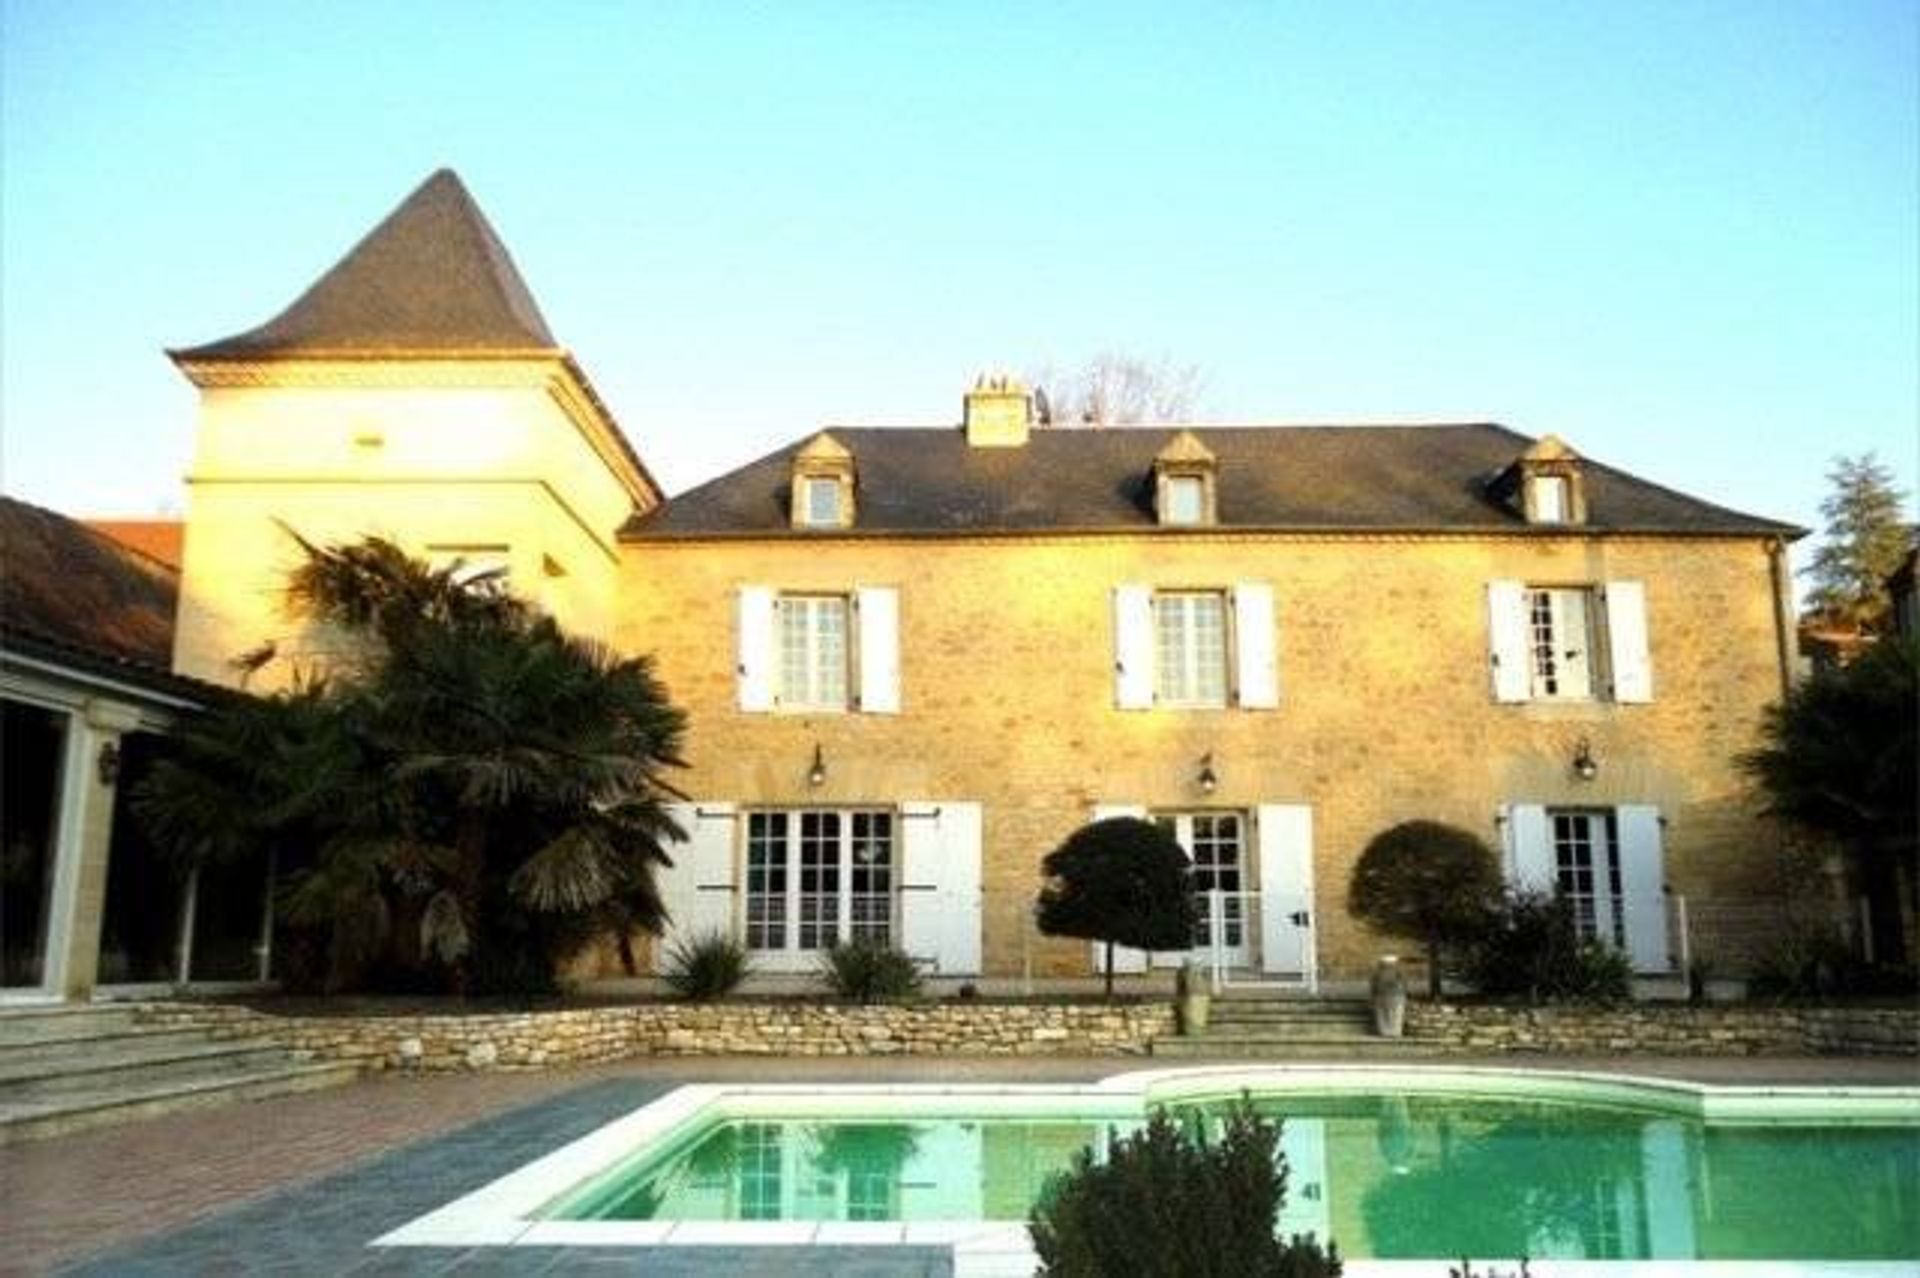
4;1053;1915;1276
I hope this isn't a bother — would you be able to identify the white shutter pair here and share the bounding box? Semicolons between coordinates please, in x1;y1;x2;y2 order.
652;802;739;973
1500;803;1670;972
737;585;900;712
1113;583;1278;709
899;802;984;975
1486;580;1652;703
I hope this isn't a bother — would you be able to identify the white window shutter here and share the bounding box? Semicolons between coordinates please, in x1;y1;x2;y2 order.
1088;803;1149;972
736;587;774;711
1256;804;1315;977
1487;581;1530;703
1113;585;1154;710
1617;805;1670;971
1502;804;1554;894
1605;581;1653;703
654;802;737;973
899;801;982;974
856;586;900;714
1233;583;1278;709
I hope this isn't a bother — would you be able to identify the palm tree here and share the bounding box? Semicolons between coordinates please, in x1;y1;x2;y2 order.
138;536;688;992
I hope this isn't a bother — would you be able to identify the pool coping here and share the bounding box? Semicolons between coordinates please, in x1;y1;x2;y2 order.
373;1062;1920;1267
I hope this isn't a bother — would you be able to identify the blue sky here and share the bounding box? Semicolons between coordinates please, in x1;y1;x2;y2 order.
3;2;1914;552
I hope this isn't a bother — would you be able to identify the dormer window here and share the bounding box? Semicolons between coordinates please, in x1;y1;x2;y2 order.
1153;430;1217;527
802;476;843;527
1494;434;1588;527
788;431;857;530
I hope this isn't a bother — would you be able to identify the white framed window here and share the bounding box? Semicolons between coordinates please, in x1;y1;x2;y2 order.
1155;810;1247;960
1549;808;1624;948
1163;475;1206;525
800;476;843;528
1527;586;1597;699
1530;475;1569;523
743;809;895;956
776;594;849;710
1152;590;1229;707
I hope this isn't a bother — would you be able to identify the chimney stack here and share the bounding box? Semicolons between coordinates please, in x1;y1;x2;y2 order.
963;374;1031;448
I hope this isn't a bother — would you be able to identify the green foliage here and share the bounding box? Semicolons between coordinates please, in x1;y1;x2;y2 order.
1347;821;1502;998
1461;891;1631;1006
1029;1102;1341;1278
134;535;689;994
1036;817;1197;996
1741;635;1918;962
820;938;924;1003
1803;453;1913;632
665;931;752;1001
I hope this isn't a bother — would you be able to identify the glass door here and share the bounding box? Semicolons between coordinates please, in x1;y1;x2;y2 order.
1158;811;1250;967
2;701;69;992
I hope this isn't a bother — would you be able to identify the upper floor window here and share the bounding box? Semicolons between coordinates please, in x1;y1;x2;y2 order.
1153;591;1229;707
737;584;900;714
789;431;857;529
1530;476;1569;524
1163;476;1206;526
776;594;849;710
1488;579;1652;704
1153;430;1217;527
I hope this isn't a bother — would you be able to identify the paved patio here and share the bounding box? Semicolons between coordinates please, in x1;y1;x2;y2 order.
4;1054;1915;1276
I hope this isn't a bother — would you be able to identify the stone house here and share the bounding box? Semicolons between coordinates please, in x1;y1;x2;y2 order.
4;170;1808;999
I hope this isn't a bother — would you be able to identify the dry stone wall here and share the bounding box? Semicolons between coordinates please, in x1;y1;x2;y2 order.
1407;1002;1920;1057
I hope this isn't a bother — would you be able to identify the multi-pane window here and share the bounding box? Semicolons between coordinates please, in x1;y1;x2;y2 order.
1531;475;1569;523
1164;476;1206;525
802;477;842;527
1528;587;1596;699
776;594;849;709
1551;809;1624;947
743;809;894;955
1153;591;1229;706
1156;811;1246;956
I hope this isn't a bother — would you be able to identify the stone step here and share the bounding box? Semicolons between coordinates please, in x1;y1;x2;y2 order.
1207;1006;1374;1023
0;1059;360;1145
0;1036;300;1100
0;1021;243;1069
1191;1022;1379;1043
1150;1035;1445;1060
0;1003;147;1044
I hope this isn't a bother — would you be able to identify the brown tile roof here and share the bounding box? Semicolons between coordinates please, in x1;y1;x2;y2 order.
1;497;179;674
624;423;1802;540
83;519;185;570
170;169;557;359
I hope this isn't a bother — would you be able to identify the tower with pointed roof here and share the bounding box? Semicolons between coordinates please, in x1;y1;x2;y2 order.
168;170;660;684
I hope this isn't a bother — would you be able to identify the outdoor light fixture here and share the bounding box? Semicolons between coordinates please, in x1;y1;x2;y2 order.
808;743;827;788
1571;738;1599;782
97;740;121;786
1197;751;1218;795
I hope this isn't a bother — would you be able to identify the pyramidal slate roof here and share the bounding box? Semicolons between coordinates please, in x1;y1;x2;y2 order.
624;423;1801;539
173;170;558;358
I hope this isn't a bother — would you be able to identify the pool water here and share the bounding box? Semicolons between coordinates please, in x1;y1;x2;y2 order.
544;1096;1920;1261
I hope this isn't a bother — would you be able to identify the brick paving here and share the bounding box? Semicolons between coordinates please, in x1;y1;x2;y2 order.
2;1054;1914;1276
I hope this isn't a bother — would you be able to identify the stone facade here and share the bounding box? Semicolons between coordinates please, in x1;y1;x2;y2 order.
1407;1002;1920;1057
136;1001;1175;1071
619;533;1793;983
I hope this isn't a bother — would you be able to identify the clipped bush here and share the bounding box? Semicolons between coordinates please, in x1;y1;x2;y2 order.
1462;890;1631;1006
1348;821;1502;998
821;938;923;1003
664;931;751;1001
1030;1102;1341;1277
1036;816;1197;997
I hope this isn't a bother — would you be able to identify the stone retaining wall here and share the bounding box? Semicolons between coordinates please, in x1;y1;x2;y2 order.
137;1001;1174;1071
1407;1003;1920;1057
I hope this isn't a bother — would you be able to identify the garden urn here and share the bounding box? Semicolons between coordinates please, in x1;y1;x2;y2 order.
1175;958;1212;1035
1370;955;1407;1038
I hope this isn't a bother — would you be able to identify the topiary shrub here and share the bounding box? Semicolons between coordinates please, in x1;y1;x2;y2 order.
663;931;751;1001
1461;890;1631;1006
820;938;924;1003
1030;1101;1341;1277
1348;820;1502;998
1036;816;1198;998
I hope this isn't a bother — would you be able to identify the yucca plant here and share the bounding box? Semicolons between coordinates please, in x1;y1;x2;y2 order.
665;932;751;1000
820;938;923;1003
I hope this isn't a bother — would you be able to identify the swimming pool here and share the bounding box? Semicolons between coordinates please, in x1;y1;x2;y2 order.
378;1065;1920;1268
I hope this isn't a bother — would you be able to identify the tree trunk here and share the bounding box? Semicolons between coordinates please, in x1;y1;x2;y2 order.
1104;939;1115;1001
1425;936;1443;1000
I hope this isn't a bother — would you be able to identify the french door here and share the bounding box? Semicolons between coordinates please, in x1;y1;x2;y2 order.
1157;811;1250;967
744;809;894;969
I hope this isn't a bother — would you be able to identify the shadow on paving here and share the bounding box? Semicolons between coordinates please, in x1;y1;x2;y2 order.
61;1075;953;1277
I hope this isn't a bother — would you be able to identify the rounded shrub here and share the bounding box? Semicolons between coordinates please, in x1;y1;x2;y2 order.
1348;820;1502;998
820;938;924;1003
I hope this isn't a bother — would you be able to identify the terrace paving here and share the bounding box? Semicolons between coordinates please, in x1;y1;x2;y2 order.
3;1054;1914;1276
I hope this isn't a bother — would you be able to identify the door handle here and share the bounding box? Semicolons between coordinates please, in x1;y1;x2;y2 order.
1288;911;1311;927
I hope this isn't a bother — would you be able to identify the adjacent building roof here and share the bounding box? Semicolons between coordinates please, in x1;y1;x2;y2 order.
170;169;557;359
625;423;1801;539
0;499;208;701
